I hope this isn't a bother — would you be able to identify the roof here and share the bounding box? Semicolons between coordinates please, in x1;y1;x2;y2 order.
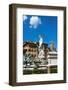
23;41;48;48
23;42;37;48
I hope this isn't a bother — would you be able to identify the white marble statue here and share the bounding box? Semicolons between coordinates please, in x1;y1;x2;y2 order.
39;35;43;48
38;35;45;59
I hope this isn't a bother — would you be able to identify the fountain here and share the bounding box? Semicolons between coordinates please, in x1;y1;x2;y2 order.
34;35;48;69
23;35;48;74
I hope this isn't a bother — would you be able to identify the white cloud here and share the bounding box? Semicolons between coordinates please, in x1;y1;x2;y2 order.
29;16;41;29
23;15;28;21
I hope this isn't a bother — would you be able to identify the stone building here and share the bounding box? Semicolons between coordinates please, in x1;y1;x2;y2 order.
47;51;57;66
47;42;57;73
23;42;38;58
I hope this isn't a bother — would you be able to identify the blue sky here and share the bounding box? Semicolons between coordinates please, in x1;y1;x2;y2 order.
23;15;57;49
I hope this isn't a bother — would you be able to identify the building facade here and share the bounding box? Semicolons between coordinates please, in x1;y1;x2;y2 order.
23;42;38;58
47;51;57;66
23;42;48;59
